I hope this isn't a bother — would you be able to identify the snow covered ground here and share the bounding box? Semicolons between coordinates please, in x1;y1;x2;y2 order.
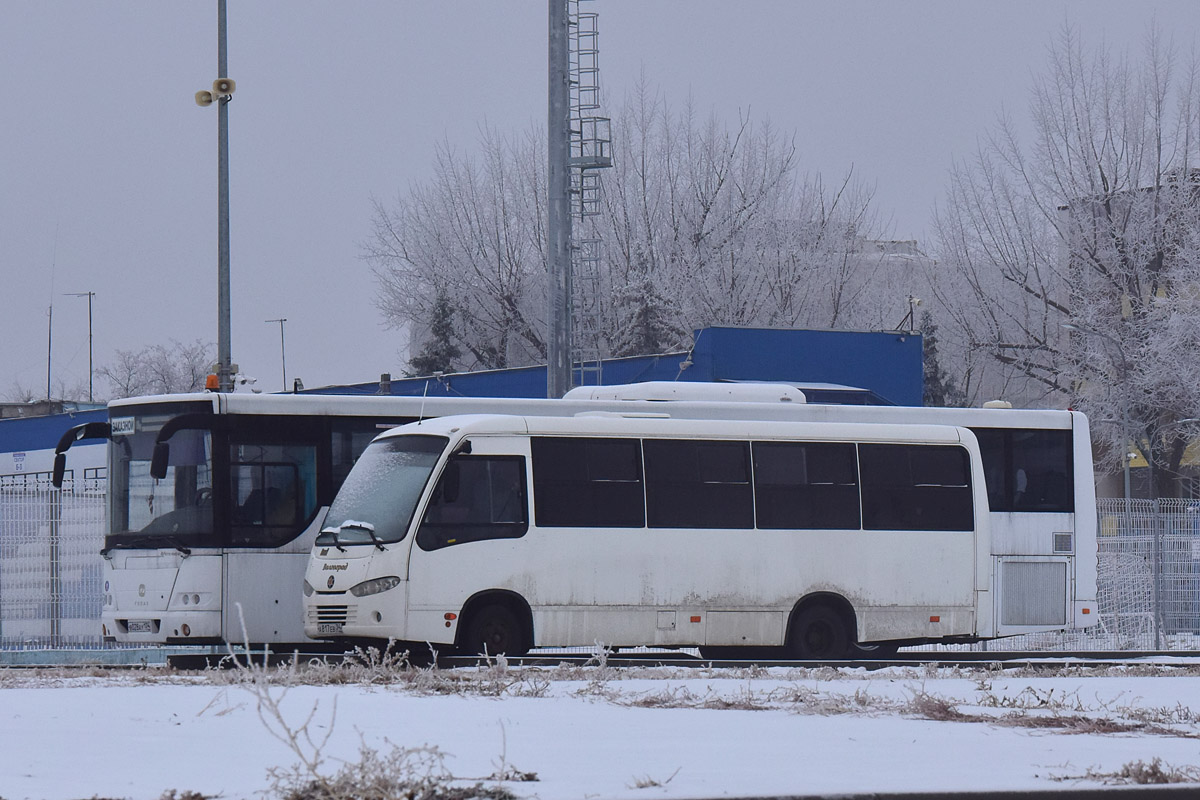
2;657;1200;800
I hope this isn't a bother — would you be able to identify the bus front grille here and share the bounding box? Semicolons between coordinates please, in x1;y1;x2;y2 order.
313;605;352;625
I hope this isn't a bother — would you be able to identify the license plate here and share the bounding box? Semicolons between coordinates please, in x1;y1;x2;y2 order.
317;623;343;635
127;620;154;633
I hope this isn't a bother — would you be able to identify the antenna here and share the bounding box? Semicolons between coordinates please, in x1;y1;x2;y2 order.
65;291;96;402
46;303;53;403
47;222;59;403
418;378;430;424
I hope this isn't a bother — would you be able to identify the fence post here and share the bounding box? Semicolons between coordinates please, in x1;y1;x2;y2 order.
1152;497;1162;651
49;483;62;647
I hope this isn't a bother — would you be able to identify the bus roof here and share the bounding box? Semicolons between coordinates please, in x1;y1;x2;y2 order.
105;389;1082;431
378;413;977;446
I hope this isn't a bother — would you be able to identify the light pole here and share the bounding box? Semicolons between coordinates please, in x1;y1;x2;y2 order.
195;0;236;392
1062;322;1132;502
64;291;95;402
265;318;287;392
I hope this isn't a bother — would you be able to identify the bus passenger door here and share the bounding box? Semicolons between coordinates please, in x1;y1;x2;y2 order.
406;446;530;644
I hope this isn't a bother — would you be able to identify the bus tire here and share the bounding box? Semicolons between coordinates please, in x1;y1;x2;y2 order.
788;604;850;660
463;605;527;657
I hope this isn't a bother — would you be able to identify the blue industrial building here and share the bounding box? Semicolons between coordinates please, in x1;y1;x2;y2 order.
309;327;923;407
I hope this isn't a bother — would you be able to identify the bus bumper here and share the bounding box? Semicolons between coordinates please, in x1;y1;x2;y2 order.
101;609;222;643
304;587;436;643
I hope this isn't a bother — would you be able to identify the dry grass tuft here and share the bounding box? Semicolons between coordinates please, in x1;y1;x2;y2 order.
627;767;681;789
1054;757;1200;785
270;742;522;800
905;689;972;722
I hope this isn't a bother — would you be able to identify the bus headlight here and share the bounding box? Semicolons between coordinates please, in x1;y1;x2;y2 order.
349;576;401;597
303;579;314;597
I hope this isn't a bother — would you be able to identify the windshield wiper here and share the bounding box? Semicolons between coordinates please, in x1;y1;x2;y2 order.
101;536;192;558
339;520;387;551
319;526;348;553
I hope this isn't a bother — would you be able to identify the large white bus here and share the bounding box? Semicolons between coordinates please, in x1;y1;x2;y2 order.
304;413;1097;657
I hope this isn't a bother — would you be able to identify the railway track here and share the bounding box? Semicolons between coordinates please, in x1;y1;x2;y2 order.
158;648;1200;671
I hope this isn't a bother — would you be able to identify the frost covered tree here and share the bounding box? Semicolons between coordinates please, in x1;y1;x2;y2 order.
920;311;965;408
96;338;214;399
407;292;462;376
598;85;887;349
932;26;1200;496
366;129;548;371
367;82;888;370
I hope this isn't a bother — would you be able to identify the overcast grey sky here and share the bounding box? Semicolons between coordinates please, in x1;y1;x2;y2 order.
2;1;1198;398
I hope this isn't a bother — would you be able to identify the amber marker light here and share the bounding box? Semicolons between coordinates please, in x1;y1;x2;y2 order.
929;616;941;623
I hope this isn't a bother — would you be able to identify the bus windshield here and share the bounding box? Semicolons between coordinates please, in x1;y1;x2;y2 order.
108;412;216;549
318;435;447;547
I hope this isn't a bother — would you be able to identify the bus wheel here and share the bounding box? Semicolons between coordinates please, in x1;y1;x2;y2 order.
788;604;850;660
463;605;527;657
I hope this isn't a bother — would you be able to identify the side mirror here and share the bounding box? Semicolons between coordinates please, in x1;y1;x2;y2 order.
52;421;112;487
150;442;170;480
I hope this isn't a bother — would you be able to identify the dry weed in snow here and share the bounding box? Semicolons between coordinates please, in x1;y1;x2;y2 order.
1053;757;1200;785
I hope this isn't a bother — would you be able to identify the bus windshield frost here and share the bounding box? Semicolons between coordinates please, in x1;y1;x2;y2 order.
318;435;446;548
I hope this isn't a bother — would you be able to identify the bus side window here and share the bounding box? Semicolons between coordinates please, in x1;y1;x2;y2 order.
1011;429;1073;512
860;444;974;531
753;441;860;530
229;443;318;546
643;439;753;529
968;427;1073;513
531;437;644;527
417;456;528;550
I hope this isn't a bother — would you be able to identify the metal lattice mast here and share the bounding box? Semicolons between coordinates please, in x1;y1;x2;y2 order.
567;2;612;386
548;0;611;397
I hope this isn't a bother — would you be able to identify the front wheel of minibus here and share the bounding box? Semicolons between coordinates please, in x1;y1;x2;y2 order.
787;603;851;660
461;605;528;658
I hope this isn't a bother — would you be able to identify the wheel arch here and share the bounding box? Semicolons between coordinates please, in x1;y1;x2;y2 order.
454;589;534;650
786;592;859;646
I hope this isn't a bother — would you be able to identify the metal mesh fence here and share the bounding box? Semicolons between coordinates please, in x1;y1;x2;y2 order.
1093;498;1200;649
0;471;106;648
1;476;1199;652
